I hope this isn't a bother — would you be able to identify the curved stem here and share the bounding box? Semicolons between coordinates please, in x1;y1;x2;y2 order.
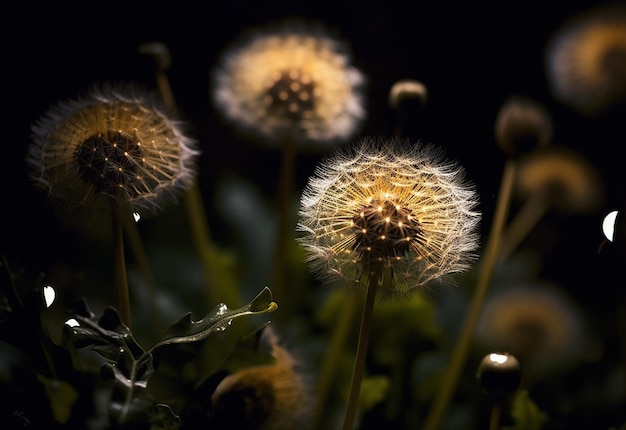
314;292;359;430
342;269;381;430
422;159;517;430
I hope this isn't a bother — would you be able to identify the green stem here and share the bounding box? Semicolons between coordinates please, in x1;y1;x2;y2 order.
498;188;551;263
342;269;381;430
422;159;516;430
314;292;359;430
111;199;132;328
184;182;240;307
271;140;297;318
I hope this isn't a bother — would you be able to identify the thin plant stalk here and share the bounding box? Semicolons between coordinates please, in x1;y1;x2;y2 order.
422;159;517;430
342;267;382;430
122;215;164;334
314;292;359;430
144;43;239;307
271;139;297;316
497;187;551;263
489;401;502;430
111;199;132;327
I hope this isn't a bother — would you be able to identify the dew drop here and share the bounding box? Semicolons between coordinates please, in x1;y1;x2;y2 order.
216;303;228;315
133;212;141;222
65;318;80;327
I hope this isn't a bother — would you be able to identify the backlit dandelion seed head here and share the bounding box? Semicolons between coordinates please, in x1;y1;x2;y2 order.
211;19;366;147
297;137;481;298
546;4;626;115
26;84;199;223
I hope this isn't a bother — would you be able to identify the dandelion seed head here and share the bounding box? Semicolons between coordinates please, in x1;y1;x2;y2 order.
26;83;199;227
546;4;626;115
494;96;553;157
211;19;366;148
297;136;481;298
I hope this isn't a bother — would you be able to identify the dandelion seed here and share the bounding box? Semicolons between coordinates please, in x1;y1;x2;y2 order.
297;136;481;298
546;4;626;115
26;83;199;223
211;19;366;147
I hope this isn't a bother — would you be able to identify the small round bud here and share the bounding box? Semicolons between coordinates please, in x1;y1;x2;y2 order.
476;352;521;399
494;96;553;157
388;79;428;114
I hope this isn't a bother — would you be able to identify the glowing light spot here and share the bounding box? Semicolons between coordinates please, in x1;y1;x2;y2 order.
65;319;80;327
43;285;55;308
385;217;391;223
602;210;619;242
489;353;508;364
133;212;141;222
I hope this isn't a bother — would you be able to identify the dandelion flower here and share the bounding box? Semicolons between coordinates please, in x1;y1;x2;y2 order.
211;326;313;430
26;84;199;221
545;4;626;115
297;136;481;298
211;19;366;147
476;283;588;382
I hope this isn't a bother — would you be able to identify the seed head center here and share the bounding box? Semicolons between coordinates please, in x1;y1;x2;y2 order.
265;69;316;119
75;131;144;193
351;199;421;260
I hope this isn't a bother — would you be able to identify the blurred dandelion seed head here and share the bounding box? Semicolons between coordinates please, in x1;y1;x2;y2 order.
297;137;481;298
546;4;626;115
211;19;366;147
27;84;199;222
515;146;604;214
476;283;588;382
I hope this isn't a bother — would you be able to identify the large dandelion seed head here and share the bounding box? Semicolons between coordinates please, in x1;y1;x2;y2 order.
26;83;199;224
546;4;626;115
211;19;366;148
297;137;481;298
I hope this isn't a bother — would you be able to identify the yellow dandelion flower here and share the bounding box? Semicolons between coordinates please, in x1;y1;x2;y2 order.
297;136;481;298
545;4;626;115
26;84;199;221
476;283;588;382
211;19;366;147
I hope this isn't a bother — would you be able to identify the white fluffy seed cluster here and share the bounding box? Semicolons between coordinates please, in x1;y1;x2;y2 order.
297;136;481;297
211;20;366;147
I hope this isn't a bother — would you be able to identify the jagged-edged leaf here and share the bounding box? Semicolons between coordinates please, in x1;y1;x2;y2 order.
152;287;277;348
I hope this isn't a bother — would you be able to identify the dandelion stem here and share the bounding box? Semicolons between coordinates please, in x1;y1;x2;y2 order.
498;187;551;263
342;268;381;430
423;159;516;430
272;140;297;318
122;215;164;335
111;199;132;327
314;292;359;430
489;401;502;430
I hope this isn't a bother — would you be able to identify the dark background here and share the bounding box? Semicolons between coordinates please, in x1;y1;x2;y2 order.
3;0;625;298
1;1;625;428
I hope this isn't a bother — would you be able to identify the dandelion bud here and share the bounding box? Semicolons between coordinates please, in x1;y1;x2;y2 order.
476;352;521;400
494;96;553;157
211;19;366;147
297;136;481;297
26;84;199;225
388;79;428;114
